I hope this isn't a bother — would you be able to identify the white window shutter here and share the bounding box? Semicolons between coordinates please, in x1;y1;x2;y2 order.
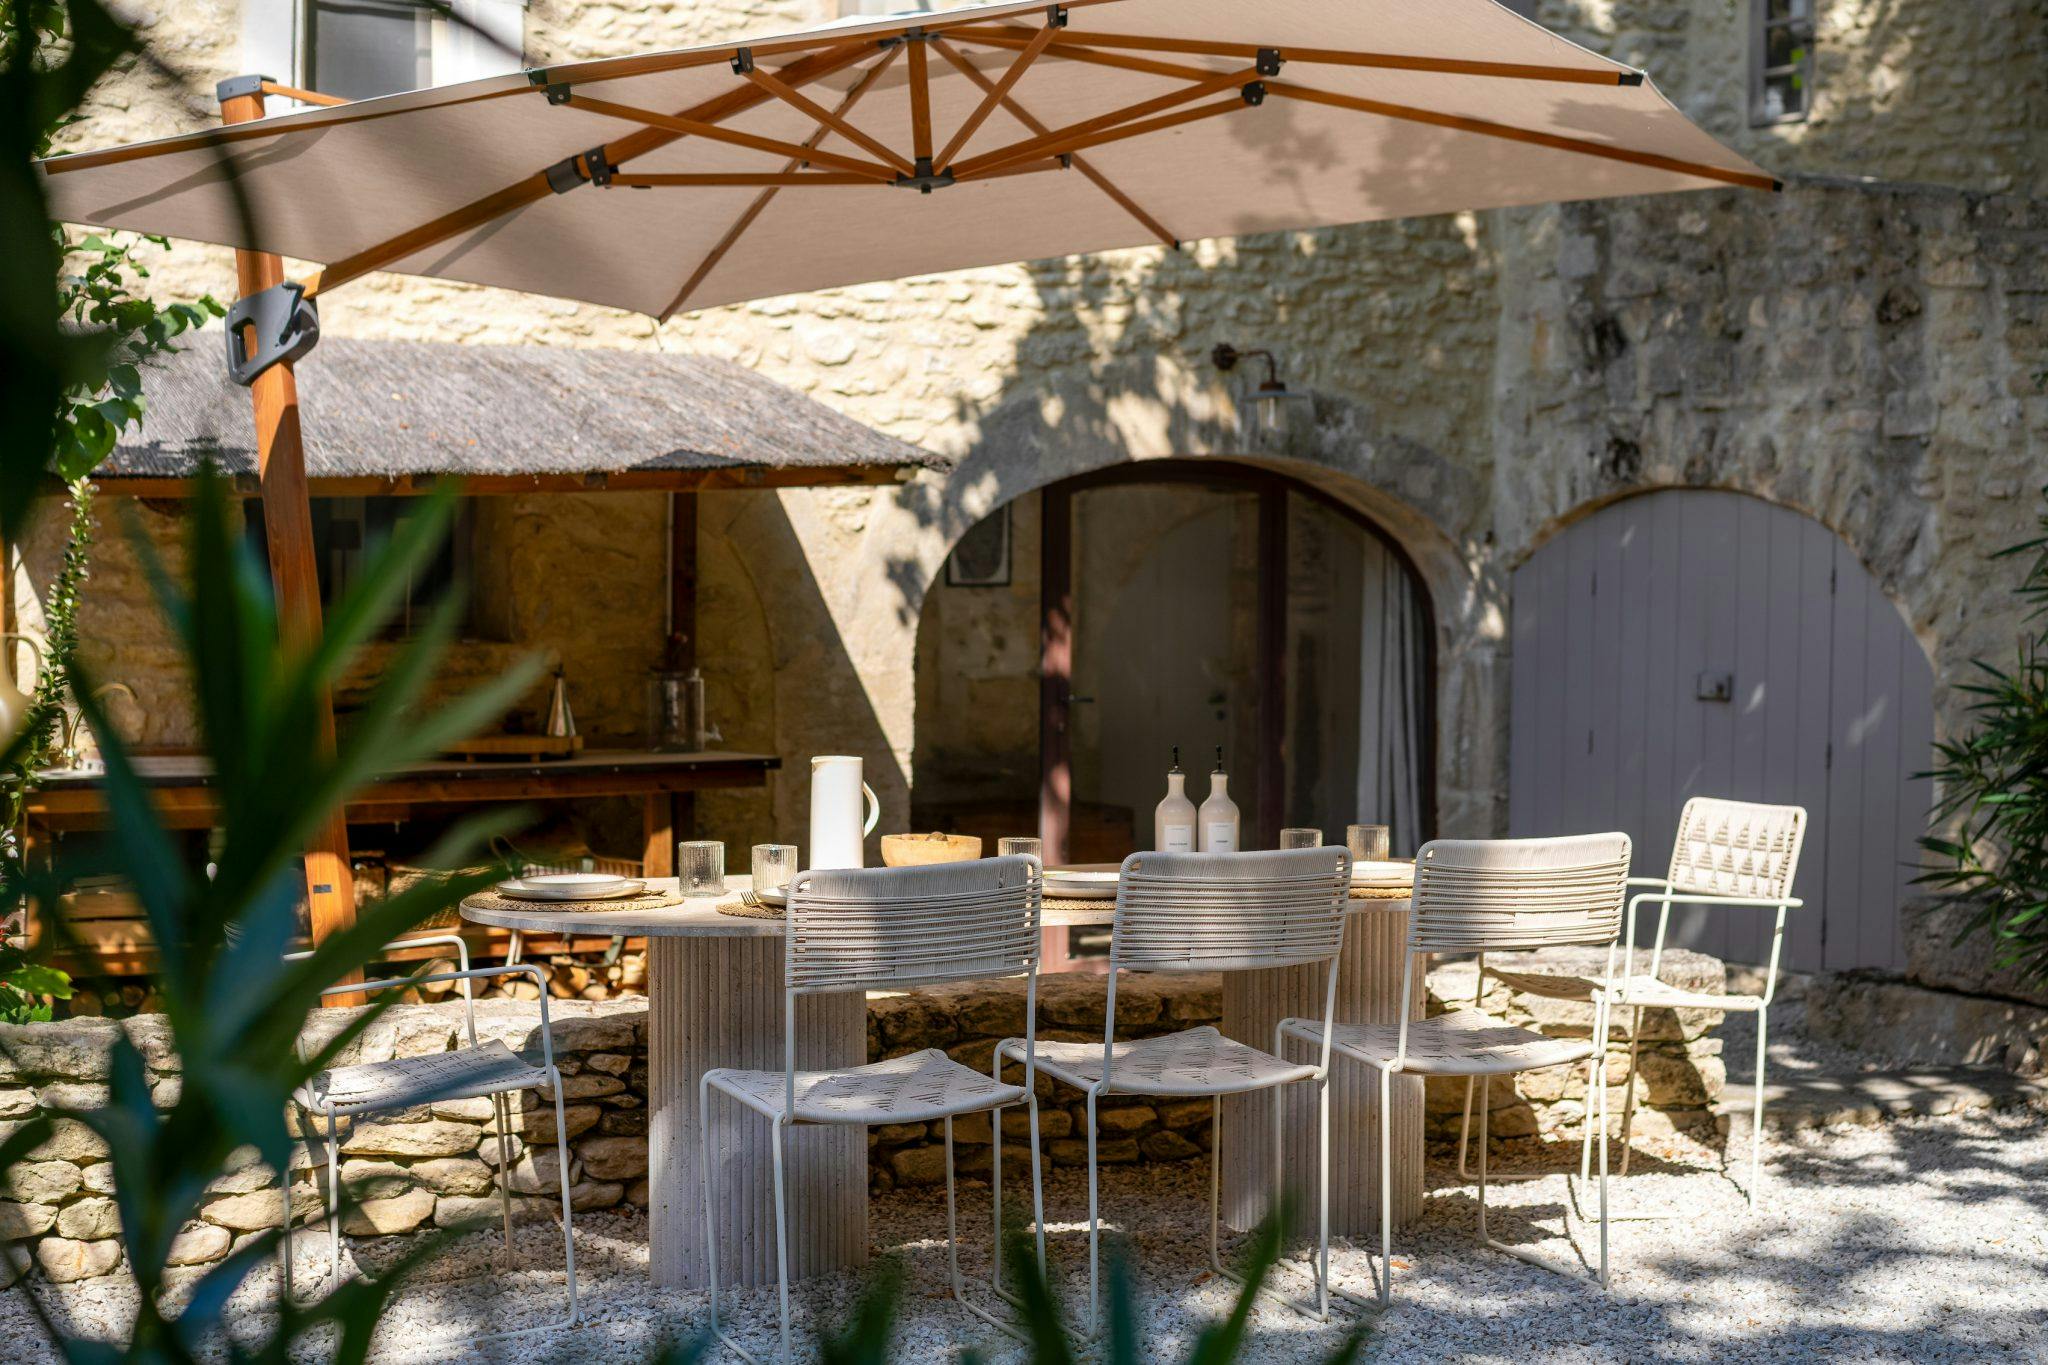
443;0;526;85
238;0;300;85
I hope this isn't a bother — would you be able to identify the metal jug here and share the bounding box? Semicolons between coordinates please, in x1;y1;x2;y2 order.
808;755;880;870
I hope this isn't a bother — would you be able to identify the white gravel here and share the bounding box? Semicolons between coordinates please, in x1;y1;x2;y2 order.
5;1104;2046;1362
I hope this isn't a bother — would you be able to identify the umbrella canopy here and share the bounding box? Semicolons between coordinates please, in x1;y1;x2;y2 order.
40;0;1772;321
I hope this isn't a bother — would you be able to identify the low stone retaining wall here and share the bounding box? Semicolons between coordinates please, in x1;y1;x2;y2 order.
2;955;1726;1282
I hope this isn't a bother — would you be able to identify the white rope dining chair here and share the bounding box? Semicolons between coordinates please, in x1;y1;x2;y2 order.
995;847;1352;1338
1280;833;1632;1305
701;855;1045;1363
1470;798;1806;1207
280;933;579;1341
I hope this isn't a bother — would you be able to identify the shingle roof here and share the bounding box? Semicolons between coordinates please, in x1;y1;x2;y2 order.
101;333;942;489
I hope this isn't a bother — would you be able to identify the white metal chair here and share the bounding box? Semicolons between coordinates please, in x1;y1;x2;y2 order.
281;933;578;1341
1281;833;1632;1305
702;855;1046;1363
1469;798;1805;1206
996;847;1352;1337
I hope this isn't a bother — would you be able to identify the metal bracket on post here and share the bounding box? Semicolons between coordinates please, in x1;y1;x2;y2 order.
224;280;319;387
215;73;271;105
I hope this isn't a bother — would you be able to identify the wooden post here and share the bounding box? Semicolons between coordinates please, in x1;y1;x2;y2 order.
220;84;361;1000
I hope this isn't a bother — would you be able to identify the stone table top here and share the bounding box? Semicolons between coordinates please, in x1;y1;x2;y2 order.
461;876;1409;937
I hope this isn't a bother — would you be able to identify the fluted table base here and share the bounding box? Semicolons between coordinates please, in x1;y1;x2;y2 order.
647;935;867;1288
1218;905;1425;1235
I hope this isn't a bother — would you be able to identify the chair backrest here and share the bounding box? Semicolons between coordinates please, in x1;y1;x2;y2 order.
1666;797;1806;901
1408;833;1632;955
785;855;1042;995
1110;847;1351;974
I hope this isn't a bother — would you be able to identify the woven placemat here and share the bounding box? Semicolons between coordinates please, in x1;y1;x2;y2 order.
716;895;781;920
463;887;686;915
1350;883;1412;901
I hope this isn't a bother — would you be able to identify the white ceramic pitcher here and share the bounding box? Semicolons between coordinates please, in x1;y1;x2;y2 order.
808;755;880;870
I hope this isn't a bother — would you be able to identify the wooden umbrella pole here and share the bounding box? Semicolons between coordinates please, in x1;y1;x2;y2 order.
219;84;363;1003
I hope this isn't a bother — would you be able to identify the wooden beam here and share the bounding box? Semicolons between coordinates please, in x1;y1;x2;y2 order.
566;94;900;181
907;35;934;165
933;18;1058;172
260;80;349;106
1265;80;1779;192
955;91;1253;183
611;171;880;187
949;64;1255;179
220;85;361;1005
739;64;915;175
88;464;924;500
300;41;879;299
930;37;1177;248
658;48;901;320
946;24;1644;85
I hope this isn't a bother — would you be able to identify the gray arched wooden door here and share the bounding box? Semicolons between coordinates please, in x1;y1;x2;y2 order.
1508;489;1933;972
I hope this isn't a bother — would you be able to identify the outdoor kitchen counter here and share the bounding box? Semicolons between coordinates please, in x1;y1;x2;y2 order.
464;877;1421;1290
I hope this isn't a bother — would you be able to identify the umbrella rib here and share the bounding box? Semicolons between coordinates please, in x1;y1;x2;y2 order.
1264;80;1780;192
658;45;902;321
950;65;1257;180
946;24;1646;85
907;35;934;165
566;95;900;181
739;65;915;175
929;36;1177;249
614;172;881;186
932;19;1059;172
954;94;1251;182
299;40;877;300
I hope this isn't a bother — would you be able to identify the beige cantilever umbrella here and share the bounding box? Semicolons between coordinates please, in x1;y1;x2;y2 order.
42;0;1772;321
35;0;1772;956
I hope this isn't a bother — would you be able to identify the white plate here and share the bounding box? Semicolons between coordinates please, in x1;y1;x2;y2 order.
1351;859;1413;887
755;884;789;908
498;876;645;902
1044;864;1121;899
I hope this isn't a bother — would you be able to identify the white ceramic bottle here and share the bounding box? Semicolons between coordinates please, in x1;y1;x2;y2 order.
1153;746;1197;853
1197;745;1241;852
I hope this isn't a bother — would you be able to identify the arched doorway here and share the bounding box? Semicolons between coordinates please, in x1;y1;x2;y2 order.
1508;488;1934;973
913;460;1435;961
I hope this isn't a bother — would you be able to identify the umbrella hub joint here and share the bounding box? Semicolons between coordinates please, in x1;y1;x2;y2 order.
893;158;955;194
1241;80;1269;107
1256;48;1284;78
546;147;614;194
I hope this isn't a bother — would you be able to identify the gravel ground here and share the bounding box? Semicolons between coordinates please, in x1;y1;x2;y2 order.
5;1100;2045;1363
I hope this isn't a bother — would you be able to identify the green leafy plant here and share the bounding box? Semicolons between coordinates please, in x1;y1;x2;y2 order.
1919;485;2048;984
2;472;537;1358
0;0;223;1022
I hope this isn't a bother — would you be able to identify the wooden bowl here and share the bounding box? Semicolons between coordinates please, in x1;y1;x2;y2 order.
880;832;983;867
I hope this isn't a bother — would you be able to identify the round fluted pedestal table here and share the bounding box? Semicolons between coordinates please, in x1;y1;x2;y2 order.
462;878;1126;1290
1216;898;1426;1237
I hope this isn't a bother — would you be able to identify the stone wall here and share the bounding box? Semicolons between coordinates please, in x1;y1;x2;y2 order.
21;0;2048;1000
2;963;1726;1281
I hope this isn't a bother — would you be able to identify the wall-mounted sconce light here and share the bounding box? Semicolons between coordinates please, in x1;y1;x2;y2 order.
1211;342;1310;434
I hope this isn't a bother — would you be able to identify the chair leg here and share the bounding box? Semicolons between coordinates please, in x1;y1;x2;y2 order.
493;1091;516;1264
944;1117;963;1299
701;1086;722;1348
1475;1075;1490;1244
1316;1077;1331;1319
549;1079;579;1327
989;1093;1006;1299
324;1111;342;1293
1616;1008;1645;1179
1085;1090;1102;1339
772;1121;792;1364
1208;1095;1223;1276
1028;1092;1047;1278
1749;1008;1769;1209
1597;1047;1611;1288
1378;1066;1393;1308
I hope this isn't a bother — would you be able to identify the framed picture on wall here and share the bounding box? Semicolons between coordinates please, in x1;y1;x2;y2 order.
945;506;1012;587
